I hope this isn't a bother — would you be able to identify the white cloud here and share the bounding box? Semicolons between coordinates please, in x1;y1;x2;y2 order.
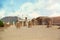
17;2;36;18
46;3;60;10
45;0;60;17
29;11;40;18
18;0;60;18
6;12;17;16
0;9;5;18
1;0;60;19
18;2;42;19
48;13;60;18
50;12;60;17
20;2;35;13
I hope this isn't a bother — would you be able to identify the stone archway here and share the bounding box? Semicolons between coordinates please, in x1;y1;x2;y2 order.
28;21;33;28
45;18;52;28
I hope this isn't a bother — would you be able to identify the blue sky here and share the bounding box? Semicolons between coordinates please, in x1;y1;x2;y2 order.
0;0;60;18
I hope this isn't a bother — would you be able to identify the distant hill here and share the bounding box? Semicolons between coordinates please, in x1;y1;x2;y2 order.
52;17;60;25
1;16;21;24
34;16;60;26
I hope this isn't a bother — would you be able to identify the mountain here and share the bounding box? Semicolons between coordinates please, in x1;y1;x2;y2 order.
1;16;21;24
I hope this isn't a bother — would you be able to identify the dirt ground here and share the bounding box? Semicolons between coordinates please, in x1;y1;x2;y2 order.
0;25;60;40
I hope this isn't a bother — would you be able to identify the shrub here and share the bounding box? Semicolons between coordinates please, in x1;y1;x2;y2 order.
0;20;4;27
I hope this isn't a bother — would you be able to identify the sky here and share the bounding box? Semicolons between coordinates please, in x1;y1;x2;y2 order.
0;0;60;19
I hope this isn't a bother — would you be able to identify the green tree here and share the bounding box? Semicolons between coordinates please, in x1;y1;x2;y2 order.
0;20;4;27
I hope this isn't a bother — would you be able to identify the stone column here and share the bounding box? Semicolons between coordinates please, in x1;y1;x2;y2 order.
46;18;52;28
13;21;15;26
22;20;24;27
28;21;32;28
25;17;28;27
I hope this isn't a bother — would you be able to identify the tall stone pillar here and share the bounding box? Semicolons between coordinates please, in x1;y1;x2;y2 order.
25;17;28;27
